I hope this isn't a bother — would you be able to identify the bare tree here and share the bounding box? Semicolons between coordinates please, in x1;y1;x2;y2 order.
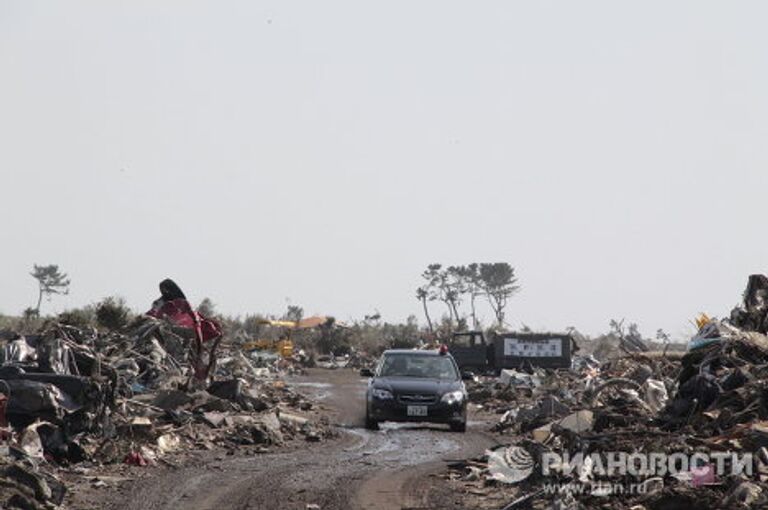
421;264;469;328
283;304;304;323
197;297;217;317
453;264;482;329
609;319;648;352
444;266;467;328
422;264;455;325
30;264;70;315
415;287;434;333
478;263;520;328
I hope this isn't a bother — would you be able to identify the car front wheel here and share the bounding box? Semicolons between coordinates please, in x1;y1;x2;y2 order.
365;408;379;430
449;420;466;433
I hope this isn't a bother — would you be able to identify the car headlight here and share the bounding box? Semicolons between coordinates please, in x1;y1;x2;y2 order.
441;390;465;405
372;388;394;400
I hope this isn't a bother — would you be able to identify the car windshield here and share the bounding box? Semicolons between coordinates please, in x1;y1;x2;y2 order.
379;353;459;380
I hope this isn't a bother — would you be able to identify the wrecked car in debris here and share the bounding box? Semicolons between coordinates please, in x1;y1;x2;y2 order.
361;348;470;432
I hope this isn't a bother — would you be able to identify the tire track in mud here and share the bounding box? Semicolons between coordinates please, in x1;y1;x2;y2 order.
105;369;496;510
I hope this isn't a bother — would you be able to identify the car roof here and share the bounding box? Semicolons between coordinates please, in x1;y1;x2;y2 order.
382;349;446;357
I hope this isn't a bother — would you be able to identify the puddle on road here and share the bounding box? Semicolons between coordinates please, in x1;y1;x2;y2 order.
341;422;463;467
288;381;335;400
288;377;367;406
290;382;333;389
371;433;458;466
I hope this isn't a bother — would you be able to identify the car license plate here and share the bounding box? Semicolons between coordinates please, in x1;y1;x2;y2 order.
407;405;428;417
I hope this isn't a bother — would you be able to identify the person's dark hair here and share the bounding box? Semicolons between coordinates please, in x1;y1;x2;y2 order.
159;279;186;301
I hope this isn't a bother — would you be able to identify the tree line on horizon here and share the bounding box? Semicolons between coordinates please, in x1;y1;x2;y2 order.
2;262;682;358
416;262;519;333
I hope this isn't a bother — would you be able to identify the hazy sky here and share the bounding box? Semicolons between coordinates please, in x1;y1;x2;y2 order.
2;1;767;339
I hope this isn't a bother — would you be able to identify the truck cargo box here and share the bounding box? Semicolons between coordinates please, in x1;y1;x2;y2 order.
492;332;574;369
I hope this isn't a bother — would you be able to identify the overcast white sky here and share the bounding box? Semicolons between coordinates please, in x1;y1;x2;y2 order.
1;1;767;339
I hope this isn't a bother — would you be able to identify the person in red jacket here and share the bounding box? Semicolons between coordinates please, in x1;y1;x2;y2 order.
147;279;222;385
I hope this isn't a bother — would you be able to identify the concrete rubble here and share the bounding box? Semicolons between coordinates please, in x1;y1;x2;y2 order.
0;289;330;508
446;274;768;509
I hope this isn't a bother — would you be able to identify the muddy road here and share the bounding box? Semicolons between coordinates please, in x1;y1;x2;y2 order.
98;369;498;510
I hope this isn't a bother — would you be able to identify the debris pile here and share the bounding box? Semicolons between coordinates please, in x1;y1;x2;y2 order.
0;280;330;508
448;275;768;509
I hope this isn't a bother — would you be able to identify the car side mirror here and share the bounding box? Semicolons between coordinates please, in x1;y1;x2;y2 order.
461;371;476;381
359;368;374;377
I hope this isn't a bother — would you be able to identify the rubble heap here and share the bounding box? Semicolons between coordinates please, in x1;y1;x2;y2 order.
0;316;328;509
448;275;768;510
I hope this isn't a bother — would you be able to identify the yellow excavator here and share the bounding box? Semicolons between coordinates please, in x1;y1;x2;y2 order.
242;316;333;358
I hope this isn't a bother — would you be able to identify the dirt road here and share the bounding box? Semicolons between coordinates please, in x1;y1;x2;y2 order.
99;369;497;510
